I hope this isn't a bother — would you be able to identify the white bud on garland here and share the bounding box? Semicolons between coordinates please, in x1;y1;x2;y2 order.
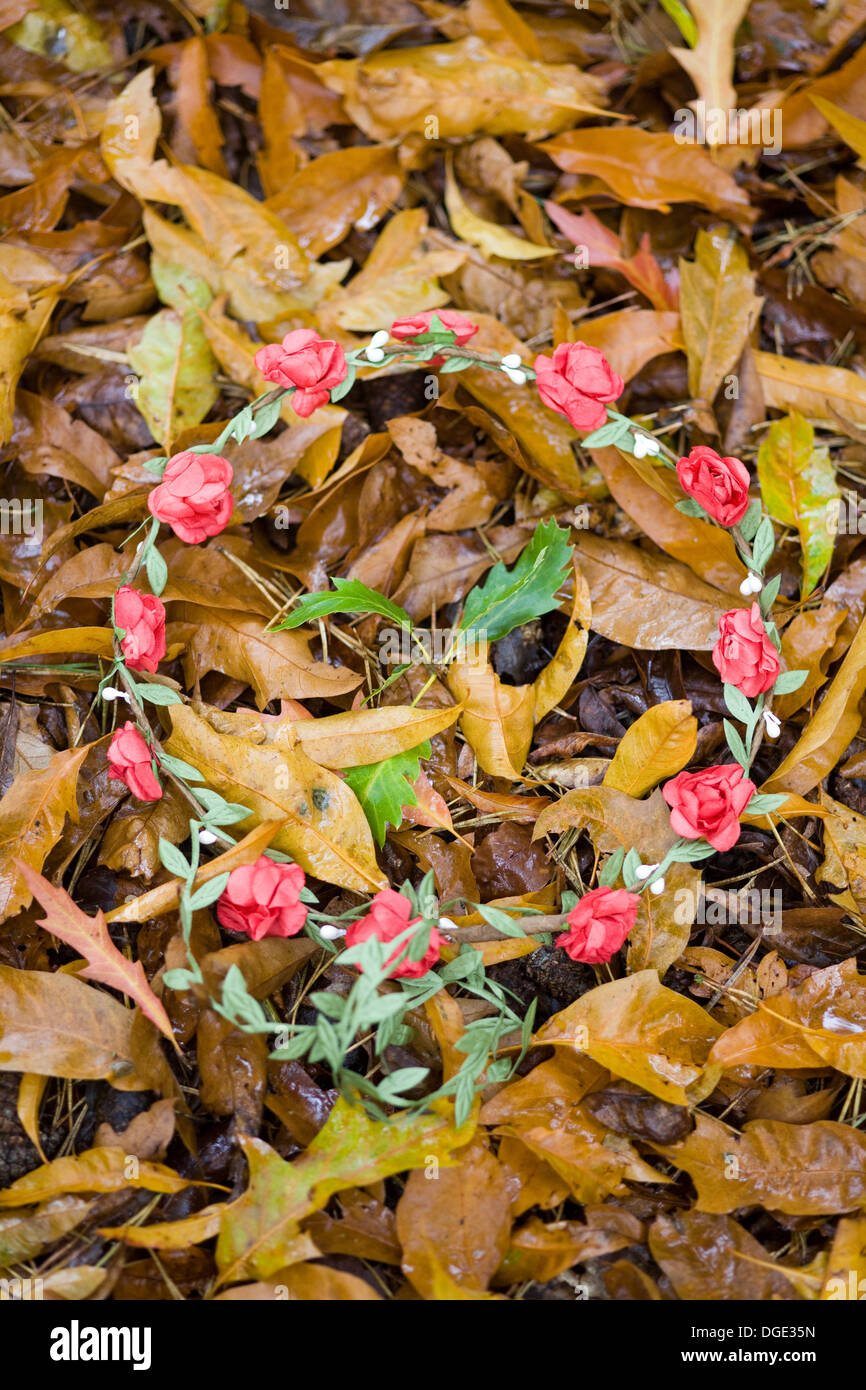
632;433;661;459
763;710;781;739
634;862;658;881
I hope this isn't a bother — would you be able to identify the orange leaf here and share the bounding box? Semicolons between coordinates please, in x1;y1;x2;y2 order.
18;864;175;1046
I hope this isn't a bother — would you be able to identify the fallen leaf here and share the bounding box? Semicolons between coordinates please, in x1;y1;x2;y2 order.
604;701;697;798
542;128;755;227
536;970;723;1106
0;742;92;923
17;866;174;1044
396;1139;512;1298
757;412;838;597
0;965;141;1082
657;1114;866;1215
164;703;386;894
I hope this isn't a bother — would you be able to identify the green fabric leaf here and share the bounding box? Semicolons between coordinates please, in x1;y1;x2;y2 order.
276;577;412;631
343;740;431;845
459;518;573;644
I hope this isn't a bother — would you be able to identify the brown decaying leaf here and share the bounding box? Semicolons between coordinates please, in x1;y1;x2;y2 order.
396;1139;512;1298
0;965;140;1083
656;1114;866;1216
0;742;92;923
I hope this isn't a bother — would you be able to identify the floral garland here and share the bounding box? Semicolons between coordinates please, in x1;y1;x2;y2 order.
99;311;807;1118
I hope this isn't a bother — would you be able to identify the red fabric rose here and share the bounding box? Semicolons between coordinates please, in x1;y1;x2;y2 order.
148;451;233;544
217;858;307;941
532;341;624;432
114;586;166;674
663;764;756;852
390;310;478;368
555;886;640;964
676;446;750;527
108;722;162;801
254;329;347;417
344;888;441;979
390;310;478;346
712;602;780;698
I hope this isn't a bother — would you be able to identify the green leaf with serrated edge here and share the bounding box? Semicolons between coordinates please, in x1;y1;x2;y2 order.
723;682;753;723
343;741;431;845
276;577;412;631
723;718;749;768
145;545;168;597
746;792;788;815
142;457;167;477
159;839;191;878
739;498;762;541
459;519;572;644
773;668;808;694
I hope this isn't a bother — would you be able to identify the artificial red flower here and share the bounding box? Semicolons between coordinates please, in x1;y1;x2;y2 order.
148;451;233;544
532;341;624;432
344;888;441;979
663;764;756;853
712;602;780;698
254;329;347;417
114;586;166;674
108;722;162;801
556;886;640;964
217;858;307;940
390;310;478;369
390;310;478;347
676;446;751;527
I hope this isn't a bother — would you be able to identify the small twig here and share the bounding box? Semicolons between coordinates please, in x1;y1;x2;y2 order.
442;913;567;944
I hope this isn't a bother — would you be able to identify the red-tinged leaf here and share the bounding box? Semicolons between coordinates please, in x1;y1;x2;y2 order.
17;864;175;1046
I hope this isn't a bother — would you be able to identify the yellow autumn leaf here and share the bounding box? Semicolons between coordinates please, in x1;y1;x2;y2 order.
444;155;556;261
603;700;698;799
